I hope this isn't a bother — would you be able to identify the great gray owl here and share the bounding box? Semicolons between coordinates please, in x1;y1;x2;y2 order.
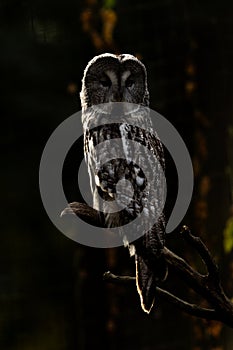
80;53;167;313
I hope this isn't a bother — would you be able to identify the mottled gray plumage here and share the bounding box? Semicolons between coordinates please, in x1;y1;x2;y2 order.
80;53;167;313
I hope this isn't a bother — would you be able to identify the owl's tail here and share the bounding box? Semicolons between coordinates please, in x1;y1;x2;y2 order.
135;254;167;313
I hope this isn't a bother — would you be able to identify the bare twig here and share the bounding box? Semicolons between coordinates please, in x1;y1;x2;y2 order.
61;202;233;328
181;225;219;279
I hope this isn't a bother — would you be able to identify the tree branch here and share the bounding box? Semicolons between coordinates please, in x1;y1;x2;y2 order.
181;225;220;280
61;202;233;327
103;271;220;321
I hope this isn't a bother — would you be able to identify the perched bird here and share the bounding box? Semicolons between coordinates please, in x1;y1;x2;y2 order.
80;53;167;313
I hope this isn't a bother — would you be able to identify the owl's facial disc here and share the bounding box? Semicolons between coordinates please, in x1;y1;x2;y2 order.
81;54;149;107
99;69;140;103
101;70;123;103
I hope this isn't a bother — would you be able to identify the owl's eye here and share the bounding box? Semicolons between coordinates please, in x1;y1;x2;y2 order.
125;78;135;88
100;77;111;88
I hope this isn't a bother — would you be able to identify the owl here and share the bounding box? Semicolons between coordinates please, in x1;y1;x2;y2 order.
80;53;167;313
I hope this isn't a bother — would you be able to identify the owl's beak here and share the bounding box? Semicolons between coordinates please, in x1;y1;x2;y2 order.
112;89;123;102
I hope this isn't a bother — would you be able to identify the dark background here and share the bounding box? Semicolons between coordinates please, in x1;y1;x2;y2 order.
1;0;233;349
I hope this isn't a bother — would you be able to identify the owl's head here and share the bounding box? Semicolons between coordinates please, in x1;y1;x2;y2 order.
80;53;149;110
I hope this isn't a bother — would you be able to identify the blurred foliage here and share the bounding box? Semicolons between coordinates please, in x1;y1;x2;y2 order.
224;213;233;254
81;0;117;51
103;0;116;9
